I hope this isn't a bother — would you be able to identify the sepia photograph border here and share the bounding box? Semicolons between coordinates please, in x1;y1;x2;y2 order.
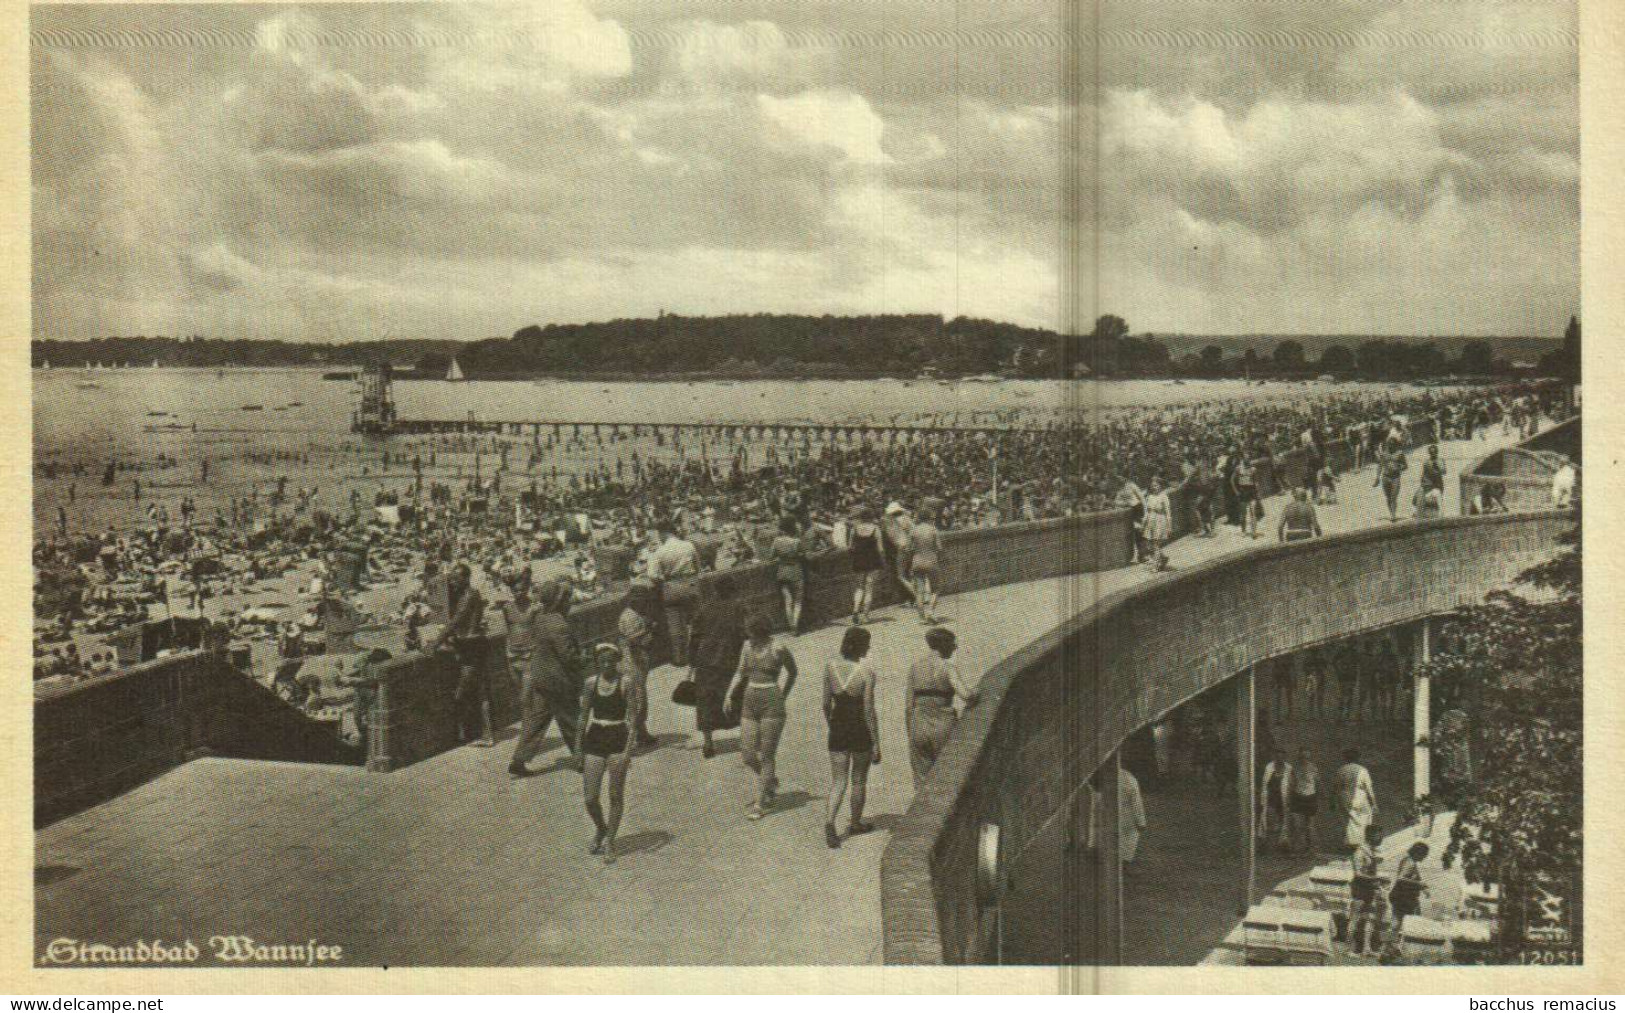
0;0;1619;995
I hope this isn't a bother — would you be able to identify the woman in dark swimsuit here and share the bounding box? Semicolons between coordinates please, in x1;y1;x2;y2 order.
822;626;880;848
848;505;885;625
577;643;643;864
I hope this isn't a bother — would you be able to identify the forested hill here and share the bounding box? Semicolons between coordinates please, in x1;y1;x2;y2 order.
458;314;1054;378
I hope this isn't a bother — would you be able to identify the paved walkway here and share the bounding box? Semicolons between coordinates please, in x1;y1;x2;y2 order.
34;428;1525;966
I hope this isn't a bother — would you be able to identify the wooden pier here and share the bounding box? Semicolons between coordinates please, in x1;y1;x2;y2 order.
383;417;1058;439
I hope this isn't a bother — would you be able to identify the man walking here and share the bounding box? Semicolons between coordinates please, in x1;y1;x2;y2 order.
882;502;915;607
618;579;663;749
508;580;585;777
648;518;700;666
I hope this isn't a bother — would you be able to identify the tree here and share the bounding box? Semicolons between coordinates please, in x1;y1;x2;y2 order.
1318;344;1355;374
1271;340;1306;373
1422;522;1582;958
1357;339;1395;376
1091;314;1130;345
1199;345;1225;375
415;352;451;377
1456;340;1496;376
1539;315;1580;380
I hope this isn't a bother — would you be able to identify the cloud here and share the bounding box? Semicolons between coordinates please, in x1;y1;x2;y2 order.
1103;89;1470;232
29;0;1578;341
666;20;815;87
423;0;632;94
758;89;890;166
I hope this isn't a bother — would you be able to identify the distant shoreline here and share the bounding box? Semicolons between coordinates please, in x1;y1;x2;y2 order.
33;364;1528;385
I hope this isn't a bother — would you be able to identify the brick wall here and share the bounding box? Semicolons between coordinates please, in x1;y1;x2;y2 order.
35;653;219;827
365;637;520;772
881;510;1575;965
34;650;362;826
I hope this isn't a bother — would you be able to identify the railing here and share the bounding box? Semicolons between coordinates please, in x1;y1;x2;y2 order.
879;509;1575;965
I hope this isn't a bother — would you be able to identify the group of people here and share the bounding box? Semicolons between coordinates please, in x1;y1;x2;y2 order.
34;382;1563;651
1261;639;1414;725
1256;744;1428;959
458;553;982;862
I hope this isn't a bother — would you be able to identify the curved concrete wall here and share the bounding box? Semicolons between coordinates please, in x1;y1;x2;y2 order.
1460;417;1578;514
880;509;1575;965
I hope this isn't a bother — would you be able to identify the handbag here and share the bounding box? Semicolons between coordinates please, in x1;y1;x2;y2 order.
721;678;747;730
670;676;697;707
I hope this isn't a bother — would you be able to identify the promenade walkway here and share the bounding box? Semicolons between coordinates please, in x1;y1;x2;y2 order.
34;428;1527;966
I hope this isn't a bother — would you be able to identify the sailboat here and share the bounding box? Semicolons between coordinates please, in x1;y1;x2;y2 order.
446;358;465;382
77;364;100;390
151;359;160;369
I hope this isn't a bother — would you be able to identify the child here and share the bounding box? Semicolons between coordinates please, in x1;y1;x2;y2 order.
1388;841;1429;923
1317;465;1338;505
1349;824;1386;957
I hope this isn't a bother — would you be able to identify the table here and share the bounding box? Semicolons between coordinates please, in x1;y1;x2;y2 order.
1243;905;1334;965
1400;915;1451;964
1451;917;1497;963
1463;882;1501;919
1308;864;1353;910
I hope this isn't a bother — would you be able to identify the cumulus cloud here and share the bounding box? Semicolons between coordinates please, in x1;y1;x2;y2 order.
1103;89;1469;231
425;1;633;92
758;89;891;166
30;0;1578;341
665;20;817;88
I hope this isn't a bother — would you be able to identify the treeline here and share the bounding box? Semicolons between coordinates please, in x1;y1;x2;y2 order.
35;312;1577;381
1182;336;1496;379
31;335;462;369
466;311;1570;380
1176;316;1578;381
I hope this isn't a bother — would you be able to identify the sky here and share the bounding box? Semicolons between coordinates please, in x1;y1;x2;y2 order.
31;0;1579;341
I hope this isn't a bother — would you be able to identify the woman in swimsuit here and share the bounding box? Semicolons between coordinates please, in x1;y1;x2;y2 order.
1233;456;1261;538
1141;475;1173;570
576;643;643;864
906;627;979;787
847;505;885;625
910;502;943;623
769;514;807;634
822;626;880;848
725;615;799;820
